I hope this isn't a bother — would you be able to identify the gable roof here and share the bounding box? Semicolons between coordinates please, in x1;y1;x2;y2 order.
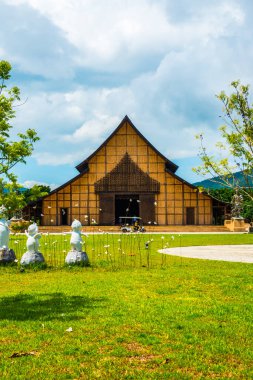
76;115;178;174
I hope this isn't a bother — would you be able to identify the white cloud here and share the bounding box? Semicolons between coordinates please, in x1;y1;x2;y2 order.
1;0;253;185
62;115;120;143
21;180;58;190
3;0;245;75
33;151;82;166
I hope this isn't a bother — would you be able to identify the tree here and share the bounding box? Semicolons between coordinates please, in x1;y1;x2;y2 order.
0;180;26;219
0;60;39;217
23;184;50;203
194;80;253;203
0;60;39;182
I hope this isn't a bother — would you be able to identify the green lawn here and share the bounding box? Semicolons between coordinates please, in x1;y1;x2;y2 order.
0;233;252;379
8;232;253;269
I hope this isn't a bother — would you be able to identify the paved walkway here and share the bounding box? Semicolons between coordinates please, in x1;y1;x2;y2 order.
159;245;253;263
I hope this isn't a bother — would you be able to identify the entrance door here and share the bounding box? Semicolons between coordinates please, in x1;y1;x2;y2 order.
186;207;195;225
139;194;155;224
99;194;115;225
115;194;139;224
61;208;68;225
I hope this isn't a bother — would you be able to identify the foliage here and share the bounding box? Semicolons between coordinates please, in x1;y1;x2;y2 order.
0;180;26;218
209;188;253;221
0;60;39;182
0;181;50;219
23;184;50;203
10;220;30;233
194;80;253;202
0;249;252;379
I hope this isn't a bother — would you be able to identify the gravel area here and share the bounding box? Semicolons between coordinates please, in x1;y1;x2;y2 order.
159;245;253;263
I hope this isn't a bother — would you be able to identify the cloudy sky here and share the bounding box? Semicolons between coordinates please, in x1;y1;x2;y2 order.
1;0;253;189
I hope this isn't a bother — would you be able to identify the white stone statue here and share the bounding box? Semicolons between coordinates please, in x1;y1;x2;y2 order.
0;205;16;263
25;223;41;254
70;219;83;251
0;217;10;249
20;223;45;265
65;219;89;265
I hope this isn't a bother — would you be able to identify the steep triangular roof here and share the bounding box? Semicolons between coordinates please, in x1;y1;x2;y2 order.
76;115;178;174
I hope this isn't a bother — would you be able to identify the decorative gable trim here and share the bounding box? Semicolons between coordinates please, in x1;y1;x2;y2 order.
94;153;160;193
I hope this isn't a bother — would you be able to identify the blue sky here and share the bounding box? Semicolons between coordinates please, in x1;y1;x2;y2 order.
1;0;253;189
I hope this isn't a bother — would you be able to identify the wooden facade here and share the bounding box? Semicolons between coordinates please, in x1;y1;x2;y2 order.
39;116;214;226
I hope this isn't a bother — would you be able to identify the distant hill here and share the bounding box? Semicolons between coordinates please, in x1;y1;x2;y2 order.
3;187;27;194
193;171;253;189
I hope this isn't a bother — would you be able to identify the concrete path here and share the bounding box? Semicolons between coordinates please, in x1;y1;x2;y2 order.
159;245;253;263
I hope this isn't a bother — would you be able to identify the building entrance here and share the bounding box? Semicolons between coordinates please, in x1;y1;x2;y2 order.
115;195;139;224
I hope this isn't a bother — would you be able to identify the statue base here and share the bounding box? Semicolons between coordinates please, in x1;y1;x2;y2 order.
65;250;89;265
224;218;247;232
0;248;16;263
20;251;45;265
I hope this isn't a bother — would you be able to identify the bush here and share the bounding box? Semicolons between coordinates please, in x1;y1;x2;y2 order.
10;220;30;233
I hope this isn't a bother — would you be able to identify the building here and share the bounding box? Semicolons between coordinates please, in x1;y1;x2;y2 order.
34;116;218;226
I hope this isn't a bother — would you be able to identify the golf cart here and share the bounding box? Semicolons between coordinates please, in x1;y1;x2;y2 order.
119;216;146;233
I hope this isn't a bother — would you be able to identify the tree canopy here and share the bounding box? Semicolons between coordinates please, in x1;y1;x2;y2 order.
194;80;253;202
0;60;39;182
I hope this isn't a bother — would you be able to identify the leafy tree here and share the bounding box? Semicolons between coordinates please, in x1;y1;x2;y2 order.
194;80;253;202
0;60;39;218
0;180;26;219
0;60;39;182
23;184;50;203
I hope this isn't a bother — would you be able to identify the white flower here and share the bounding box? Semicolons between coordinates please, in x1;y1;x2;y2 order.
66;327;73;332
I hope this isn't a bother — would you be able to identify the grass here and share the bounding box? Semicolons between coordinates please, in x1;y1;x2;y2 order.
0;233;252;379
8;232;253;269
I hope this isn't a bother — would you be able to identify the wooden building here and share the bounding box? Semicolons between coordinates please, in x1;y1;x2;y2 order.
38;116;216;226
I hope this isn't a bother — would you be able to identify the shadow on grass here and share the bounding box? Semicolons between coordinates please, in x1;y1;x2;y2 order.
0;292;107;321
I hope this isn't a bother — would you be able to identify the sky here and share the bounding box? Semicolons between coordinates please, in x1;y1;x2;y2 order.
1;0;253;190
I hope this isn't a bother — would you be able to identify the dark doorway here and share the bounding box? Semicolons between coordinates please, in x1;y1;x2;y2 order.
186;207;195;225
115;195;139;224
61;208;68;225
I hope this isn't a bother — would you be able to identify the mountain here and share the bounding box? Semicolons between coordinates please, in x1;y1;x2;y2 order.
193;171;253;189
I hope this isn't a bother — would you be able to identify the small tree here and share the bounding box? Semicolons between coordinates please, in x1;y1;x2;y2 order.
194;80;253;203
23;184;50;203
0;60;39;217
0;60;39;182
0;180;26;219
